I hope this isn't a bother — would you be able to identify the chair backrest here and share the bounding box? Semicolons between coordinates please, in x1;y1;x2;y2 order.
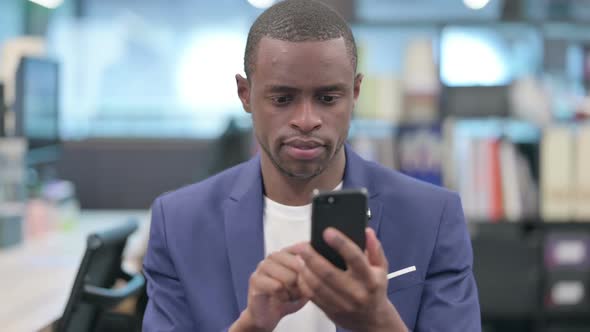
56;220;140;332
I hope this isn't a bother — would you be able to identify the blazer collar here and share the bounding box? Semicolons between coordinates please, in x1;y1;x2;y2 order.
224;155;265;312
227;144;381;200
342;144;380;198
342;144;384;242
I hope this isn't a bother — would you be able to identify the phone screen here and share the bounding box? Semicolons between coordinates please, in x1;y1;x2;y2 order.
311;189;368;270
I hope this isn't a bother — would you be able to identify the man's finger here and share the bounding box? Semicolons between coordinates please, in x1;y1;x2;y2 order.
296;273;314;299
298;263;349;312
298;243;366;307
267;250;305;274
261;255;304;299
284;242;308;255
323;227;371;278
365;228;387;268
250;273;291;302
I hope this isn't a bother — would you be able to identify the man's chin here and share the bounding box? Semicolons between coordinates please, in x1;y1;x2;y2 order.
278;164;324;180
270;149;331;179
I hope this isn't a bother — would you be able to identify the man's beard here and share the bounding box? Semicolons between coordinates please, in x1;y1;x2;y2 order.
260;139;345;180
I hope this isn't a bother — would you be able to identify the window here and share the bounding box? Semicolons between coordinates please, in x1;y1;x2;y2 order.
47;0;261;139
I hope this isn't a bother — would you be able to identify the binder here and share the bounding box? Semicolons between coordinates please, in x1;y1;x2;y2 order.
541;126;575;222
575;125;590;221
500;141;523;221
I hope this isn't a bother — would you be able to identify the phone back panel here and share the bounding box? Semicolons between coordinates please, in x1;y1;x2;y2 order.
311;189;368;270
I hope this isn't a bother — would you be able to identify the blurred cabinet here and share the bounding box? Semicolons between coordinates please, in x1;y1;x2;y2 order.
472;222;590;332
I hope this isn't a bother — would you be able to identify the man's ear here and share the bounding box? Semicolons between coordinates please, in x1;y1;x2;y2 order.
236;74;252;114
353;73;363;103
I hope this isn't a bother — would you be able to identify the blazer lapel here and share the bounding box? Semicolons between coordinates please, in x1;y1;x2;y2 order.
224;156;265;312
342;145;383;236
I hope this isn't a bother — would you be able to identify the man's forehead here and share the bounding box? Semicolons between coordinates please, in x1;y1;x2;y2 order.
257;36;347;50
254;37;351;68
248;36;355;86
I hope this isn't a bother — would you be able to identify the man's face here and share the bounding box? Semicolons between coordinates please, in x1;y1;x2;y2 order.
237;37;361;179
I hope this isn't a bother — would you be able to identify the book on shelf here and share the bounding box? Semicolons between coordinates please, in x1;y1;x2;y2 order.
350;134;396;170
374;76;402;123
356;75;377;119
456;135;477;219
541;126;575;222
355;74;402;124
448;119;538;222
401;38;439;124
396;124;443;187
515;150;539;220
500;140;523;221
474;138;492;221
575;124;590;221
489;139;504;221
441;117;457;190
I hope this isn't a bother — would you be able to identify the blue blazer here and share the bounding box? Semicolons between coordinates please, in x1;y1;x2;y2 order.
143;146;481;331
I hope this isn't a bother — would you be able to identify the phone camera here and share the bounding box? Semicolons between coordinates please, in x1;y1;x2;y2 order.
328;196;335;204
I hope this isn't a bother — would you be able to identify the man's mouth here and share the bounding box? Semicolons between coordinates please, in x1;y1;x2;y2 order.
287;140;321;149
283;138;325;160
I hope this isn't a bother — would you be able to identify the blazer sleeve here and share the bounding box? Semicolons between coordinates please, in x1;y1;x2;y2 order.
142;197;197;332
414;192;482;331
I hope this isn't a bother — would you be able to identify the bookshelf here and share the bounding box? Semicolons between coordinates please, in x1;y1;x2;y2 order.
348;17;590;330
348;15;590;223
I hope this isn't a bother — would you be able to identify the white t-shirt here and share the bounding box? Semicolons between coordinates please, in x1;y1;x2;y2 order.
263;184;342;332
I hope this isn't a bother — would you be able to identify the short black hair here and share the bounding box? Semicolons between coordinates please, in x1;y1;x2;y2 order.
244;0;358;79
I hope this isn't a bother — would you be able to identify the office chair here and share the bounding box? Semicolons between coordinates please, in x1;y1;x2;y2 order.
207;117;254;176
55;220;145;332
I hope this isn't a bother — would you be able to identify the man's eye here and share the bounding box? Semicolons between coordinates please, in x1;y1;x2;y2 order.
272;96;292;104
318;95;336;104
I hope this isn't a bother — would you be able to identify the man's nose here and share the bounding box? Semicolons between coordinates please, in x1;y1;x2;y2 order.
289;99;322;133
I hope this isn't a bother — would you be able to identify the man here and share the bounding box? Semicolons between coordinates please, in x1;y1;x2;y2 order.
143;1;481;331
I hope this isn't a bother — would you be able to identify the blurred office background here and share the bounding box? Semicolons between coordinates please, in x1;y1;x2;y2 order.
2;0;590;331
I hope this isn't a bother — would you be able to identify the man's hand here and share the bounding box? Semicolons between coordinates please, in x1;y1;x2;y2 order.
230;245;309;332
295;227;408;332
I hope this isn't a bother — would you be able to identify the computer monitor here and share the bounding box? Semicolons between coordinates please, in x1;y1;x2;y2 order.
441;85;510;118
13;56;60;166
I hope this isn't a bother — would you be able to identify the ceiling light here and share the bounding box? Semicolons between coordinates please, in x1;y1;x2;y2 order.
247;0;276;9
28;0;64;9
463;0;490;10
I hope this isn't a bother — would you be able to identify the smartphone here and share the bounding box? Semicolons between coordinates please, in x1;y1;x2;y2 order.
311;188;368;270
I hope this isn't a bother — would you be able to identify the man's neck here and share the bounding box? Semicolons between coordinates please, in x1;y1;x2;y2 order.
261;149;345;206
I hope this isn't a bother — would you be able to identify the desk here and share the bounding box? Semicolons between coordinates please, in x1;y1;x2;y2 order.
0;210;149;332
